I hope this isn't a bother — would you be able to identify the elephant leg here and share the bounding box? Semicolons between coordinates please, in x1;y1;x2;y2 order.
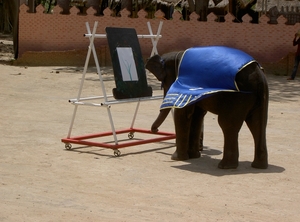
189;107;206;157
199;122;204;151
171;105;197;160
218;114;244;169
245;110;268;169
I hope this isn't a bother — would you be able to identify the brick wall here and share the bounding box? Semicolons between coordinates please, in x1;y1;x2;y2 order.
18;3;300;66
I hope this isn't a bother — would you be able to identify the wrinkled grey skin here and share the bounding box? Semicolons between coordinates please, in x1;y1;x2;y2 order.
145;51;269;169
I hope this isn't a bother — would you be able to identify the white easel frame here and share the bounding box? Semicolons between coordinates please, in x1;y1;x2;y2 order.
61;21;175;156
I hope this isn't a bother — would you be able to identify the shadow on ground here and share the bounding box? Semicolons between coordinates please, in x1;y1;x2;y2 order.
65;141;175;158
65;142;284;176
171;147;285;176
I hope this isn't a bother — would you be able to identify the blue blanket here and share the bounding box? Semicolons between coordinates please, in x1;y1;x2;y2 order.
160;46;256;109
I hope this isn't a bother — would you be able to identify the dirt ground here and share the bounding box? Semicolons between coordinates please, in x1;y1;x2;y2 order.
1;37;300;221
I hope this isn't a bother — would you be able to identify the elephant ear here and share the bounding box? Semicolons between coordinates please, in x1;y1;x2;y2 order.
145;54;166;81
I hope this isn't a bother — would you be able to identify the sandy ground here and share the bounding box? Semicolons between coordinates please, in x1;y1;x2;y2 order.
1;37;300;221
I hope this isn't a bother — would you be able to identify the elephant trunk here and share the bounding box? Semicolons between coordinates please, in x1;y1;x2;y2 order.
151;108;172;133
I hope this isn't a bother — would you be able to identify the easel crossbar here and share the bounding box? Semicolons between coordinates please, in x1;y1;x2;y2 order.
84;34;162;39
69;95;164;107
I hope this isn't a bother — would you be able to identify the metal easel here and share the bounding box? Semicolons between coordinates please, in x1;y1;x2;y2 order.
61;21;175;156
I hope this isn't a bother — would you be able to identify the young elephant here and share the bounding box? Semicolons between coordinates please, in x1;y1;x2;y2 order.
145;46;269;169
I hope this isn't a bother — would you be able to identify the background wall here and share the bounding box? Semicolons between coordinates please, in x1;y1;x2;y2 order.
17;4;300;68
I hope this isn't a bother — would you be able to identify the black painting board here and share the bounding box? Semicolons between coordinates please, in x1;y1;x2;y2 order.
105;27;152;99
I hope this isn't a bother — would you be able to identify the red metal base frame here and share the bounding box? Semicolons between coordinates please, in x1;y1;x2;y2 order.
61;128;176;150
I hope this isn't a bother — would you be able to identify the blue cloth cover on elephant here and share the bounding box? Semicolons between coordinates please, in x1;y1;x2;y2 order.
160;46;256;109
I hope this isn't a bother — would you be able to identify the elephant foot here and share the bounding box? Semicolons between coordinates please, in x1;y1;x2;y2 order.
171;150;200;161
251;160;268;169
171;151;189;161
218;159;238;169
199;139;203;151
199;144;203;152
189;150;201;159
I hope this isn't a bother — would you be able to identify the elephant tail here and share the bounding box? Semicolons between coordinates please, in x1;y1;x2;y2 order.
257;66;269;124
237;62;269;113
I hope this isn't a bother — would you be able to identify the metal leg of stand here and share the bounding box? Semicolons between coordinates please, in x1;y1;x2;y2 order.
147;21;163;56
130;100;141;129
66;21;98;138
88;22;119;145
66;104;78;138
106;106;118;145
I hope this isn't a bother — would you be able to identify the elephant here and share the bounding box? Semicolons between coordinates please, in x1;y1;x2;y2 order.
145;46;269;169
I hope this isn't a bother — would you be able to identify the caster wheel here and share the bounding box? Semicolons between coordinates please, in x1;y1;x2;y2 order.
128;132;134;139
114;149;121;157
65;143;72;150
